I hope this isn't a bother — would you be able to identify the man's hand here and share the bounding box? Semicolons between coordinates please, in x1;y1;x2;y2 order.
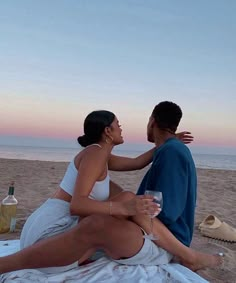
176;131;194;144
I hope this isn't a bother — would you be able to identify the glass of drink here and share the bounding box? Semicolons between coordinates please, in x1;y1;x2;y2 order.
143;190;163;241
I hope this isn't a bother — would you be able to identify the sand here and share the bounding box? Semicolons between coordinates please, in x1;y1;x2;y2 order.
0;158;235;283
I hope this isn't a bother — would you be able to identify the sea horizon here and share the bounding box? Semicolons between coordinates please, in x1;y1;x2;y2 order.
0;143;236;171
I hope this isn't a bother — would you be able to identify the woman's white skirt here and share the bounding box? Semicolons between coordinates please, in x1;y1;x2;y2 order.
20;198;79;273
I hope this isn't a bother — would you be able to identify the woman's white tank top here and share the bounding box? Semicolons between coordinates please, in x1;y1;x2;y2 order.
59;144;110;201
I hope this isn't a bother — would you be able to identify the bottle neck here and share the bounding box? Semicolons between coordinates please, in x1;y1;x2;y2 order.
8;186;14;195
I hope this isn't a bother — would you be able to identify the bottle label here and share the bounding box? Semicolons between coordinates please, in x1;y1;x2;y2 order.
10;217;16;232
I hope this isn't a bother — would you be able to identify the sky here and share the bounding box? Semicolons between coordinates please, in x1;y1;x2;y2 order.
0;0;236;151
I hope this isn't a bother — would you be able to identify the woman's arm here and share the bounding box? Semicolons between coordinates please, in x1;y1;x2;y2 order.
70;150;110;216
108;147;156;171
109;180;124;199
70;150;157;217
108;131;194;171
72;193;157;218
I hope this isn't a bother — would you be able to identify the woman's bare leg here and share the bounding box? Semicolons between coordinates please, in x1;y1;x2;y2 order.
111;191;222;271
0;215;144;274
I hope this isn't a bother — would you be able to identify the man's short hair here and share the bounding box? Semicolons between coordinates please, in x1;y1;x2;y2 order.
152;101;182;133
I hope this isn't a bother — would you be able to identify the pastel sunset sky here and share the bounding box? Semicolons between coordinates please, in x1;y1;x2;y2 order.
0;1;235;150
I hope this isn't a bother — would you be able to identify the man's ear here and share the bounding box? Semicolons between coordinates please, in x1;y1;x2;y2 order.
149;117;156;128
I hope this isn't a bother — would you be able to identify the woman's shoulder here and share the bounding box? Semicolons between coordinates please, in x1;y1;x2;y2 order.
74;144;107;169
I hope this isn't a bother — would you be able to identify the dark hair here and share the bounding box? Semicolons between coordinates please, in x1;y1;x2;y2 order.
77;110;115;147
152;101;182;133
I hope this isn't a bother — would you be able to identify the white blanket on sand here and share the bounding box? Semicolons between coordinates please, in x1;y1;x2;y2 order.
0;240;208;283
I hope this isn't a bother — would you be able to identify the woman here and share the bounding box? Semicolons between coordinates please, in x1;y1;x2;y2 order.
0;110;222;274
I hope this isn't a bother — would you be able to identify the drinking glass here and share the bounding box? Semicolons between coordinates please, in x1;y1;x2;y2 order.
143;190;163;241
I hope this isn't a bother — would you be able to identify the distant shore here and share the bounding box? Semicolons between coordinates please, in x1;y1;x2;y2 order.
0;158;235;282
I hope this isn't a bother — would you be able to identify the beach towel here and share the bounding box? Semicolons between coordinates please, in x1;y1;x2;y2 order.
0;240;209;283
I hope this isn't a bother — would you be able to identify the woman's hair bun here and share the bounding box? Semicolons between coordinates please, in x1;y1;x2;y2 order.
77;135;91;147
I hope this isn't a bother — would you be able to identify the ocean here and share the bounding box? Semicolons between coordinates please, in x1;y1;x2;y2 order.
0;144;236;171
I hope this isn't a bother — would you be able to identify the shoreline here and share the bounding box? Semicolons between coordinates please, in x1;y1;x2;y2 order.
0;158;235;282
0;157;236;172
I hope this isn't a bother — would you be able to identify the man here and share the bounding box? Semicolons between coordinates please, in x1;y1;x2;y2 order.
137;101;197;247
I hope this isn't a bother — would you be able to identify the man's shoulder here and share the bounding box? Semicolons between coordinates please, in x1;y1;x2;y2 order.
156;138;187;154
154;138;192;163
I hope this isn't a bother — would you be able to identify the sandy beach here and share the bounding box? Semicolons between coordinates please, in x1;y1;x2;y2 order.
0;158;235;283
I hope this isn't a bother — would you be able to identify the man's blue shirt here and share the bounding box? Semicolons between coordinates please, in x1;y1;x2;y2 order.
137;138;197;246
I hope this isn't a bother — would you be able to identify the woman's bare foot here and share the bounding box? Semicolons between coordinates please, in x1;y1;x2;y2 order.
180;251;224;271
